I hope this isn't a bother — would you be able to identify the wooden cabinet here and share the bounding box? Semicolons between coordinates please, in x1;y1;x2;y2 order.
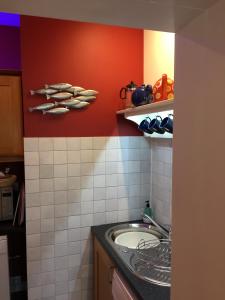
94;238;115;300
0;75;23;157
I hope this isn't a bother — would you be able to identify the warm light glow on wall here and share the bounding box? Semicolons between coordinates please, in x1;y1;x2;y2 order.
144;30;175;85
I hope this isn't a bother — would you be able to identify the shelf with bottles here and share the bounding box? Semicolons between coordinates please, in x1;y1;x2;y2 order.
117;99;174;138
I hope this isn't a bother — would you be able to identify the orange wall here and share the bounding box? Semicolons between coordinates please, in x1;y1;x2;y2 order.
144;30;175;85
20;16;143;137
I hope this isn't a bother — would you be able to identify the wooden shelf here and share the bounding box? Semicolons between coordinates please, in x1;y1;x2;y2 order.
117;99;174;117
0;156;24;163
117;99;174;139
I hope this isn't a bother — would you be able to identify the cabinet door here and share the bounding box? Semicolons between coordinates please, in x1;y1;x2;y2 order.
94;238;115;300
0;75;23;156
0;236;10;300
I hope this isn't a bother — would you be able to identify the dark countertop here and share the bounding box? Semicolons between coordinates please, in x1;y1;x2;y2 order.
92;221;170;300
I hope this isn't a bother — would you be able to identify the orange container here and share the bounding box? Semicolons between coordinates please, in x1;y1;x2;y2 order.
153;74;174;102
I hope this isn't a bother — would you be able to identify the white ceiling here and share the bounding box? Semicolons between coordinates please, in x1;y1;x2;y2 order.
0;0;219;32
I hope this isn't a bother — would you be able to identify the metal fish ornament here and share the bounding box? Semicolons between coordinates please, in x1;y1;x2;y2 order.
81;96;96;102
30;88;57;96
29;103;56;112
57;98;80;107
45;83;72;90
79;89;98;96
66;86;85;95
74;96;96;102
70;101;90;109
43;107;69;115
46;92;73;100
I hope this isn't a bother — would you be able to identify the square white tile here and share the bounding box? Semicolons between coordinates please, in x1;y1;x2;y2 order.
55;230;68;244
92;137;106;149
25;166;39;179
55;244;68;257
81;201;93;214
68;216;81;229
80;163;94;176
94;188;106;201
24;152;39;166
81;176;93;189
68;164;81;177
81;137;93;149
68;177;81;190
94;200;105;213
25;179;40;193
55;217;68;231
54;151;67;164
54;178;67;191
68;203;81;216
40;191;54;205
67;190;81;203
39;151;54;165
81;189;93;202
53;138;67;150
40;178;54;192
26;193;40;207
67;138;80;150
55;204;68;218
26;207;40;221
54;191;68;204
41;219;54;232
54;164;68;178
81;150;93;163
68;151;81;163
40;165;54;179
93;175;105;188
39;138;53;151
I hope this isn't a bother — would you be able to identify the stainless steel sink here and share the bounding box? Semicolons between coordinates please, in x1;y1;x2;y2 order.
106;223;164;248
105;223;171;287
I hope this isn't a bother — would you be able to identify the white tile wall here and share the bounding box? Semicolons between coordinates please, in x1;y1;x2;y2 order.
24;136;151;300
151;139;172;225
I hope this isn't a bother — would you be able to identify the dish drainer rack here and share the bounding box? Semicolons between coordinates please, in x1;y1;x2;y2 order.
130;239;171;286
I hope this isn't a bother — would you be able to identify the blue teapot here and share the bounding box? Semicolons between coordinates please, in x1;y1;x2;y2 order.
131;84;153;107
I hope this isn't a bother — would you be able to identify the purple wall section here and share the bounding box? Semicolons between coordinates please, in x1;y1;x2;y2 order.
0;25;21;70
0;12;20;27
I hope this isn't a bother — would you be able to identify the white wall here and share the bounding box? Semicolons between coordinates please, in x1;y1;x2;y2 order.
144;30;174;225
24;136;151;300
151;139;172;225
172;1;225;299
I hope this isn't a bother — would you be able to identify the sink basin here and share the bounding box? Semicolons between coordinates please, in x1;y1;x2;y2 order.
106;223;163;249
114;231;160;249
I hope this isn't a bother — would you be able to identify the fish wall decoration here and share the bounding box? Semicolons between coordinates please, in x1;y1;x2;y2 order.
45;83;72;90
43;107;69;114
30;88;57;96
66;86;85;95
71;101;90;109
29;82;98;116
79;89;98;96
57;99;81;107
29;103;56;112
46;92;73;100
